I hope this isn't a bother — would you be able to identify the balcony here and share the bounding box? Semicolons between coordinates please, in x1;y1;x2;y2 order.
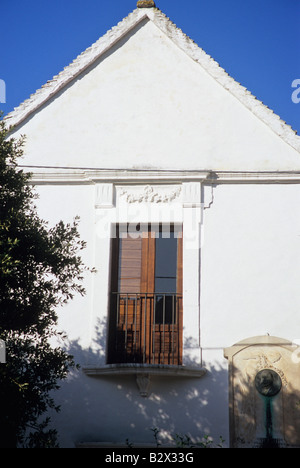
84;292;206;397
108;292;183;366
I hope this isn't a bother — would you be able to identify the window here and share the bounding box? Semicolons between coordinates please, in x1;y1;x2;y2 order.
108;224;183;365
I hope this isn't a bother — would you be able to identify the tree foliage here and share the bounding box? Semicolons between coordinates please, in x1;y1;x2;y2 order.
0;119;90;447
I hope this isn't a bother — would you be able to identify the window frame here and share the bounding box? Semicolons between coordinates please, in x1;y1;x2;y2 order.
107;224;183;365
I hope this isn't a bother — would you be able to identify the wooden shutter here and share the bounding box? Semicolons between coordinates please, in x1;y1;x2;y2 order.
119;236;142;294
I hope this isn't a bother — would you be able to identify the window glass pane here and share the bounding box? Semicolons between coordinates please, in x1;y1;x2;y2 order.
155;231;177;293
154;278;176;294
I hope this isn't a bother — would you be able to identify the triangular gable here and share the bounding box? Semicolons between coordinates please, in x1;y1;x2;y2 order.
5;5;300;174
5;6;300;154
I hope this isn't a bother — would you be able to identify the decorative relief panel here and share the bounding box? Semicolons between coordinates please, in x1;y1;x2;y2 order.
224;336;300;448
119;185;182;204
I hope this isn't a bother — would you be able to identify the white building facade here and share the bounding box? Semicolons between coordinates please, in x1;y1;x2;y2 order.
6;3;300;448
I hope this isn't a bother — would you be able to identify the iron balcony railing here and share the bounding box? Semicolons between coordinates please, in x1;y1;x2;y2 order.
109;292;183;365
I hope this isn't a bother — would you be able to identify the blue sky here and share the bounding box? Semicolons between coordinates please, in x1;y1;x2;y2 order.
1;0;300;134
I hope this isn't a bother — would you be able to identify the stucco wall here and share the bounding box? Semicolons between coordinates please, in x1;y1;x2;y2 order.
201;183;300;351
30;180;300;447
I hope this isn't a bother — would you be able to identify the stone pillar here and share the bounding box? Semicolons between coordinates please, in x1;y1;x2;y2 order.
182;182;202;365
224;336;300;448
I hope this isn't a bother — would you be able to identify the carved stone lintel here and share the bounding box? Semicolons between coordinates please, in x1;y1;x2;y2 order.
120;185;181;204
136;374;151;397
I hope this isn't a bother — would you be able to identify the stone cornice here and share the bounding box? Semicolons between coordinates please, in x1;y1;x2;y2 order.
20;167;300;185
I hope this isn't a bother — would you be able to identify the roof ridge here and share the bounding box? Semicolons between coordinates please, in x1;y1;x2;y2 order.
5;6;300;153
